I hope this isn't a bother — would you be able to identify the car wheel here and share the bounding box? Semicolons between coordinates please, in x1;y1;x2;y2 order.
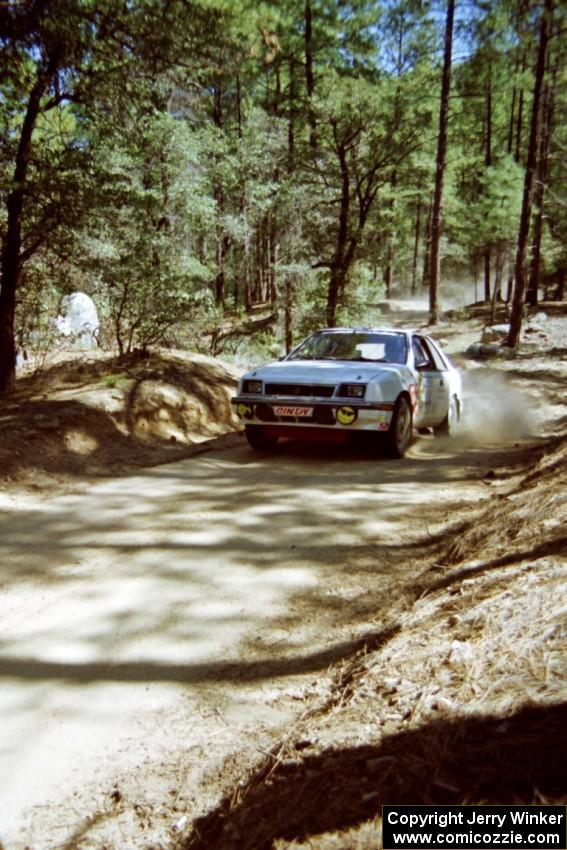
245;425;278;451
383;395;413;458
434;395;459;437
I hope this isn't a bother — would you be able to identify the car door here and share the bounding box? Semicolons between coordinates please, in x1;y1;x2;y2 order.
411;335;451;425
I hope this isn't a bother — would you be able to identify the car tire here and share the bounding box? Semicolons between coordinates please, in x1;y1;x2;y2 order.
434;395;459;437
383;395;413;458
245;425;278;451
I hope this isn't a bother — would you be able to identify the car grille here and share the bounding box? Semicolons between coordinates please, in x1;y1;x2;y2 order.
264;383;335;398
256;404;276;422
313;406;336;425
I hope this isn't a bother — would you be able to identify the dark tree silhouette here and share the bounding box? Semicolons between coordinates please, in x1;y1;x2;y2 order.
428;0;455;325
508;0;553;347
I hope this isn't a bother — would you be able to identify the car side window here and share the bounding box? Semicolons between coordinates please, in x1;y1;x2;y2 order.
412;337;433;370
422;337;447;371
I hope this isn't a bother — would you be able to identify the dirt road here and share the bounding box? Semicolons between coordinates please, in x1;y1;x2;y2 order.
1;301;565;849
1;407;539;850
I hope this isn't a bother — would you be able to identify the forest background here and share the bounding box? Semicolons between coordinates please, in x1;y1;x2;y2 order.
1;0;566;393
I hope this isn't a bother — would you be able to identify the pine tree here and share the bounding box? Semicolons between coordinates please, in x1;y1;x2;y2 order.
428;0;455;325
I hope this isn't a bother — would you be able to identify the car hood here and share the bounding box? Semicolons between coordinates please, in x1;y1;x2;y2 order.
243;359;404;384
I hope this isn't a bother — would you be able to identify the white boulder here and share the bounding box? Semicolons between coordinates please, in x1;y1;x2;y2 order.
54;293;99;348
481;324;510;343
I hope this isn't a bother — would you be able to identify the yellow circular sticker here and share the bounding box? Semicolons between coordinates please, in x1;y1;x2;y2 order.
337;406;356;425
237;403;252;419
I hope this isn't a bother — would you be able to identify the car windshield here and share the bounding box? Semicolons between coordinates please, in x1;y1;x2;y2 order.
288;332;408;364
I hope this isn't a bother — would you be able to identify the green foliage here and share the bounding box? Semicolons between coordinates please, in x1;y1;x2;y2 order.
285;268;328;341
337;262;386;326
14;262;62;354
221;330;282;367
99;372;130;389
473;158;524;247
1;0;565;386
77;97;218;353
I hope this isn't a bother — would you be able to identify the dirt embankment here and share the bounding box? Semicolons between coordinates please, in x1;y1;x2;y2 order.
0;350;243;492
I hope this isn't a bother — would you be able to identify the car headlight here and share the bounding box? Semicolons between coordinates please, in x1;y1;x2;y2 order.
243;379;263;394
339;383;366;399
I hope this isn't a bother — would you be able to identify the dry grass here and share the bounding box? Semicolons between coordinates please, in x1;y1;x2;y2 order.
441;437;567;571
176;433;567;850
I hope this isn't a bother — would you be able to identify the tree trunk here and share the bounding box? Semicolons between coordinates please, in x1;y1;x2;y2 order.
384;165;398;299
284;278;293;353
505;249;514;303
508;0;552;348
421;198;432;287
508;86;517;155
305;0;316;148
212;80;226;308
269;219;279;302
236;74;243;140
243;211;252;313
490;246;504;324
243;253;251;312
486;64;492;168
261;226;269;302
0;68;50;394
288;58;296;172
253;235;261;303
472;255;478;302
428;0;455;325
327;266;343;327
526;68;555;306
213;82;223;128
214;200;229;308
483;64;492;301
326;141;349;326
483;250;491;302
514;53;526;163
411;196;421;296
384;243;394;299
274;63;281;116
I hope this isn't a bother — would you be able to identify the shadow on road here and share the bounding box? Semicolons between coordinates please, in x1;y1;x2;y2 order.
0;435;537;688
180;700;567;850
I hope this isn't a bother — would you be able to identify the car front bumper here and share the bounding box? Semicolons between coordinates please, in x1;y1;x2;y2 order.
232;395;394;432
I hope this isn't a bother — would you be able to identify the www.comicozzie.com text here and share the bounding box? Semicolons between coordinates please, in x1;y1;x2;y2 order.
384;807;566;848
388;830;560;846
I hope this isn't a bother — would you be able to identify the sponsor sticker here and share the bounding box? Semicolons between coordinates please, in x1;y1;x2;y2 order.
337;406;357;425
274;406;313;417
237;403;253;419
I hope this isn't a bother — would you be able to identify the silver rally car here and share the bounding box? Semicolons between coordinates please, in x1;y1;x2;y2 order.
232;328;462;458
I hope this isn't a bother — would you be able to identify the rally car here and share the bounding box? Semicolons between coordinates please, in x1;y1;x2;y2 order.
232;328;462;458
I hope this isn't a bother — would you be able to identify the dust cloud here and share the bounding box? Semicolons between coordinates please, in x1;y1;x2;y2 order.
393;280;479;311
459;370;536;444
